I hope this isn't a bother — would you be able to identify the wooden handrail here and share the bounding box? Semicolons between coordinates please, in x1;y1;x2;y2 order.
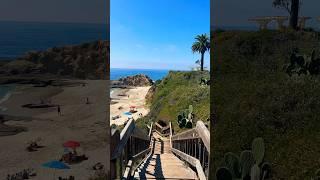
195;121;210;152
111;119;153;179
171;148;207;180
170;120;210;179
123;122;155;179
148;122;153;138
111;119;135;160
172;128;198;140
123;147;151;179
169;122;172;148
171;121;209;152
154;122;170;137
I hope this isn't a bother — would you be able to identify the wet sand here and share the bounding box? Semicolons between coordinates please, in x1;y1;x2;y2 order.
0;80;107;179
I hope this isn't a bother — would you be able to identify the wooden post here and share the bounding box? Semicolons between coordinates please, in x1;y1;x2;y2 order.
110;129;120;179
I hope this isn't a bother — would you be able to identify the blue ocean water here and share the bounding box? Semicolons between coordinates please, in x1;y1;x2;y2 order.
0;21;108;59
110;68;169;81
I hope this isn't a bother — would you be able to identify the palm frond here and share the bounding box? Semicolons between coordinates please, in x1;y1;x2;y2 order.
191;34;210;54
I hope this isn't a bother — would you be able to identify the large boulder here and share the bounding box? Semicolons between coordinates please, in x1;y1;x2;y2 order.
118;74;153;86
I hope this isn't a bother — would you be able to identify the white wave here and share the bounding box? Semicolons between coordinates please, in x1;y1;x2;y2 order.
0;91;11;105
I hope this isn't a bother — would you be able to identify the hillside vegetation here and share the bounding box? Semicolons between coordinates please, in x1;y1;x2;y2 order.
137;71;210;133
211;30;320;179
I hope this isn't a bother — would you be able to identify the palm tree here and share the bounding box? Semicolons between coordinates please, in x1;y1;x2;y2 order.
273;0;301;30
192;34;210;71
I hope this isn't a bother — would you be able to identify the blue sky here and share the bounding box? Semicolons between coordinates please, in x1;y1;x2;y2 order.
212;0;320;28
0;0;106;24
111;0;210;70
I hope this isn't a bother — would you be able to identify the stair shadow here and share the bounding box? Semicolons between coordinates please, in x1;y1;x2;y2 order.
158;138;164;154
152;154;164;178
137;137;155;179
137;136;165;179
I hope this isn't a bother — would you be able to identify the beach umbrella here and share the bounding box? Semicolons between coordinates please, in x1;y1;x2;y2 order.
42;160;70;179
42;160;70;169
63;140;80;149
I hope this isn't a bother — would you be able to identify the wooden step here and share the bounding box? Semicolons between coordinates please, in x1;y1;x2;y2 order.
133;132;198;179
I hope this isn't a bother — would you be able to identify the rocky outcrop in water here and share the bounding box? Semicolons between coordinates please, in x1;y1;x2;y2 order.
0;41;109;80
117;74;153;86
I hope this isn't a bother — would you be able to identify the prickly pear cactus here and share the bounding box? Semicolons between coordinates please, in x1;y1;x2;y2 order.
189;105;193;114
250;164;261;180
183;110;188;118
185;121;192;128
180;118;187;127
260;162;271;180
224;152;241;178
313;169;320;180
177;114;183;124
286;49;320;76
217;138;271;180
309;50;320;75
216;167;233;180
240;150;255;179
188;113;193;121
252;137;265;165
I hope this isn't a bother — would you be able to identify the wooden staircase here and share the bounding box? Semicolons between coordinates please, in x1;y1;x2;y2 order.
133;132;198;179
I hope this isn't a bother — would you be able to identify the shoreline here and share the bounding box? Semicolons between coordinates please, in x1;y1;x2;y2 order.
0;92;11;104
0;85;15;112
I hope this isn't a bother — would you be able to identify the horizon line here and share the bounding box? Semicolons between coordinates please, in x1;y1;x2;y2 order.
0;20;108;26
110;67;190;71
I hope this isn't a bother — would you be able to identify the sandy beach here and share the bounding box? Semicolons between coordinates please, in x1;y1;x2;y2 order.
110;86;151;126
0;80;107;179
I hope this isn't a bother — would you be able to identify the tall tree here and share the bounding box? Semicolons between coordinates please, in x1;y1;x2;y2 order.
273;0;301;30
192;34;210;71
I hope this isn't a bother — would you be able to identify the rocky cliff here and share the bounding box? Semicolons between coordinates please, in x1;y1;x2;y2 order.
0;41;109;80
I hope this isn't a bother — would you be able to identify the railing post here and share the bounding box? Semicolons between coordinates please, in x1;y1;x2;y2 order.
110;129;120;179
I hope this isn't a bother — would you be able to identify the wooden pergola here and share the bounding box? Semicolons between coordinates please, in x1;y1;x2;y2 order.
248;17;274;30
298;16;312;29
249;16;312;30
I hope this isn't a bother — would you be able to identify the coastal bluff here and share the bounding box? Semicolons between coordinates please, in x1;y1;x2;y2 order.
0;41;109;80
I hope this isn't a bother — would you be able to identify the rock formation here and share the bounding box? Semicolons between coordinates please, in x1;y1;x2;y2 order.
0;41;109;80
118;74;153;86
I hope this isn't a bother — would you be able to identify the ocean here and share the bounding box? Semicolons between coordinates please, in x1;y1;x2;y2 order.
110;68;169;81
0;21;108;59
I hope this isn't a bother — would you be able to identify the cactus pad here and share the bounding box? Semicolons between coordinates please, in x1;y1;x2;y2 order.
224;152;241;178
261;162;271;180
252;137;265;165
189;105;193;113
185;121;193;128
240;150;255;178
250;164;261;180
216;167;233;180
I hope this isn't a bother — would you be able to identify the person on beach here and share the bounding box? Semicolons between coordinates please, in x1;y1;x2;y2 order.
57;105;61;116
